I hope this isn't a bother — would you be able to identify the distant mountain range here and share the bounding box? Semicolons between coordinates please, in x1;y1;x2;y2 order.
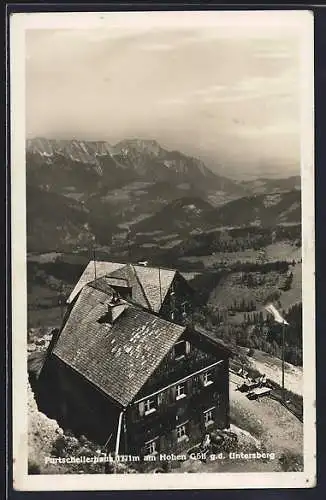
26;137;243;194
26;138;301;253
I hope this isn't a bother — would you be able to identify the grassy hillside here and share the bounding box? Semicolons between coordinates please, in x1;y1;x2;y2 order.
210;190;301;228
131;196;214;236
240;176;301;195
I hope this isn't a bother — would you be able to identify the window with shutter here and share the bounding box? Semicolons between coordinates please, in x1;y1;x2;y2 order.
203;370;214;387
157;392;164;406
186;378;192;395
216;393;222;408
145;437;159;455
176;421;189;442
170;385;177;403
139;396;159;417
203;407;215;427
171;428;178;441
176;383;186;400
138;401;145;417
144;397;157;415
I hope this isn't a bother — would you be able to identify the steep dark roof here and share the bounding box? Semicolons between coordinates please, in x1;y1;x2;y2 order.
53;285;186;407
131;265;176;313
67;261;178;312
88;277;117;297
67;261;125;304
109;264;150;310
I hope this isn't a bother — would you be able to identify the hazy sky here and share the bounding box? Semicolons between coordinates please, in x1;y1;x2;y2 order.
25;13;306;179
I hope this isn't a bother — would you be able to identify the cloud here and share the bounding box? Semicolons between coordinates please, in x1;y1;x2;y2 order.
192;85;226;96
158;70;297;107
234;121;299;137
254;51;293;59
136;43;174;51
160;97;187;106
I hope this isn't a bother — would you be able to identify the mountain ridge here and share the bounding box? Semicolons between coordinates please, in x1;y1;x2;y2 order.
26;137;243;194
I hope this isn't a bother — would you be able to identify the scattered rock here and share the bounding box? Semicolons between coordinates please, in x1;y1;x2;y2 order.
35;338;46;346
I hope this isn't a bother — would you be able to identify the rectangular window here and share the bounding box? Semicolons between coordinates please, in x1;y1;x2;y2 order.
203;407;215;427
145;438;158;455
144;397;156;415
176;422;188;442
203;370;214;386
174;340;186;359
176;383;186;400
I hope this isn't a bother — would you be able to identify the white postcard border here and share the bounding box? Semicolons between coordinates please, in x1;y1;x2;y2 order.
10;10;316;491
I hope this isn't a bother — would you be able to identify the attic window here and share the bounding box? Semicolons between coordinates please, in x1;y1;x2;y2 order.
174;340;190;359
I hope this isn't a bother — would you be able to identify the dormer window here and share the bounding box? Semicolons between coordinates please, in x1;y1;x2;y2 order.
174;341;186;359
174;340;190;359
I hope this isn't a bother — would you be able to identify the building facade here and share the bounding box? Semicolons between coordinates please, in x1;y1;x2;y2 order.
123;330;230;457
39;261;231;456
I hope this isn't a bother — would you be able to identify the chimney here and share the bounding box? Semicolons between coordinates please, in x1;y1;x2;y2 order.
105;297;128;325
106;303;114;325
98;294;128;325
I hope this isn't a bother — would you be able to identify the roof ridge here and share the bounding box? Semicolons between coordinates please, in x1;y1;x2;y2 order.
87;259;177;272
134;264;177;273
128;264;153;312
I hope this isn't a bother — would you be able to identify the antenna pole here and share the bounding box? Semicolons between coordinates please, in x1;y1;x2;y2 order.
59;283;64;323
127;228;131;260
281;323;285;401
158;267;162;310
93;240;97;282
